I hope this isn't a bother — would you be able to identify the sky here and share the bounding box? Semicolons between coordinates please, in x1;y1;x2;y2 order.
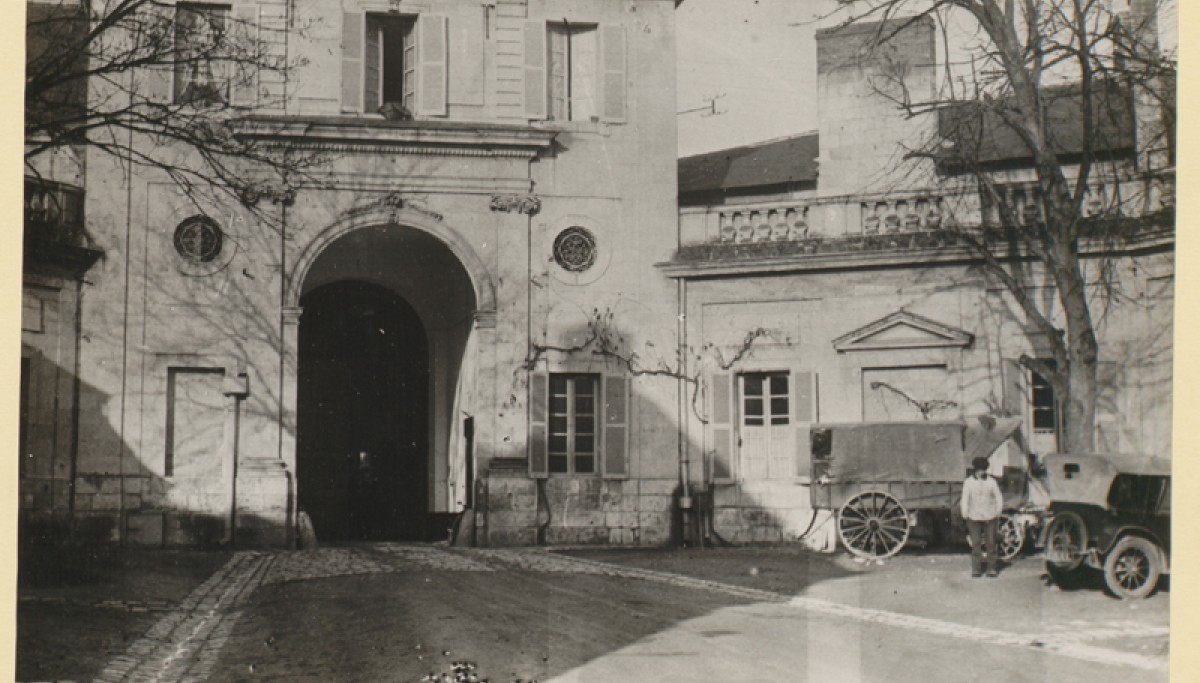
675;0;839;157
675;0;1180;159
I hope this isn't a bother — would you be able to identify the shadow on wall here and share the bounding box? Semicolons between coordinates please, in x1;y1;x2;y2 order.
19;353;290;551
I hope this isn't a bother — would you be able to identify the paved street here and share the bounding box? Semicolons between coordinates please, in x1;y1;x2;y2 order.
57;544;1168;683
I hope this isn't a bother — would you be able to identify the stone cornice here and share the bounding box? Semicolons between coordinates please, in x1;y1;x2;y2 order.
235;116;557;159
658;230;1175;279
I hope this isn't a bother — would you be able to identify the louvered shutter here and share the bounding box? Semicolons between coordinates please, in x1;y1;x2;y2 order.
363;19;381;113
528;372;549;478
340;11;363;112
602;375;629;479
139;4;174;102
598;23;626;123
792;370;818;479
708;373;736;483
230;4;260;107
415;14;448;116
523;21;547;119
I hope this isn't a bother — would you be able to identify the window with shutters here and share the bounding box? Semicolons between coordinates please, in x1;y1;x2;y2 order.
174;3;230;104
364;14;417;115
548;374;598;474
547;23;598;122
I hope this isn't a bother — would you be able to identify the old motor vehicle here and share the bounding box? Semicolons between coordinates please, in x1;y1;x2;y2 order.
1038;453;1171;599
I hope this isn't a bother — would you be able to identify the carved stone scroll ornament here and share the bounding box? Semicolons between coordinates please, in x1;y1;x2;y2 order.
239;183;296;207
489;194;541;216
347;192;444;222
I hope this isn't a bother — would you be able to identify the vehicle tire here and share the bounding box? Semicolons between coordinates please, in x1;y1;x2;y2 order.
996;514;1024;561
1043;511;1087;571
1103;536;1163;600
1043;559;1085;590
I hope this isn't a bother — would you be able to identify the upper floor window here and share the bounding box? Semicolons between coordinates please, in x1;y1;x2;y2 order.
364;14;417;115
175;3;230;104
524;22;626;124
342;12;447;116
547;24;597;122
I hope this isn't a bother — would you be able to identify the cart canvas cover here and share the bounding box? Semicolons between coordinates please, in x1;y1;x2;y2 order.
819;417;1022;482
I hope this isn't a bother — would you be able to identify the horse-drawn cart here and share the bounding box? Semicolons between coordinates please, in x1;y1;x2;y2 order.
809;417;1033;559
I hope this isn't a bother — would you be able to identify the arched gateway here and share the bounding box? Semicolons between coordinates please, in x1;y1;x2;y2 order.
285;208;495;542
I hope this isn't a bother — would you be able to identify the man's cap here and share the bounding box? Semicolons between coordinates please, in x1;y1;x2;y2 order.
971;456;990;472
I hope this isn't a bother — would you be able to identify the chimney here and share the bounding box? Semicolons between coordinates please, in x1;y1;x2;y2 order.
815;16;937;197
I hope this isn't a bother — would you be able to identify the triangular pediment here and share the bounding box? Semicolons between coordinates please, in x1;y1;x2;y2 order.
833;310;973;352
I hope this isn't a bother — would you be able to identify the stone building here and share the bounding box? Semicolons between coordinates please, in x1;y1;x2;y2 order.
23;0;685;547
22;3;1172;551
666;16;1174;544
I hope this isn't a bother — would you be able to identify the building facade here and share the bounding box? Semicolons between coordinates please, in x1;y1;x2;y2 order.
23;0;685;547
666;16;1174;545
22;3;1173;551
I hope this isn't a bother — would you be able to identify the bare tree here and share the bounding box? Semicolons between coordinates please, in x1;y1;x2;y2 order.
832;0;1175;451
25;0;320;207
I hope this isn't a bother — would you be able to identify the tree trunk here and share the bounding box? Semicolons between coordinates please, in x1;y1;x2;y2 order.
1056;252;1100;453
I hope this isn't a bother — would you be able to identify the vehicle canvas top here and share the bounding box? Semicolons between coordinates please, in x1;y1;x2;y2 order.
1041;453;1171;507
811;417;1022;482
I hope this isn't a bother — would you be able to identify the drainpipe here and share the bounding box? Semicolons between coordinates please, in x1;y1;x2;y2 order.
676;278;693;546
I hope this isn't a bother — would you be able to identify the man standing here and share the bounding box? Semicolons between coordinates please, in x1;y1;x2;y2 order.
961;456;1005;577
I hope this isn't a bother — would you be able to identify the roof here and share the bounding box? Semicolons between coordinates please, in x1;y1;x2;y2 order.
678;133;819;195
937;80;1136;168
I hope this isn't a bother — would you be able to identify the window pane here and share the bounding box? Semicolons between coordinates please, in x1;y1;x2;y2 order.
549;454;569;473
575;455;595;474
744;398;763;417
549;416;568;435
745;417;764;426
551;375;568;394
575;416;594;435
771;416;790;426
574;434;594;454
744;375;763;396
549;435;568;453
575;396;595;416
550;395;568;414
770;375;789;396
1032;386;1055;408
1033;409;1057;430
770;397;789;416
574;377;596;397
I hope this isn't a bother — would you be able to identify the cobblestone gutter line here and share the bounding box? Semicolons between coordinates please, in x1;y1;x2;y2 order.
18;596;176;613
89;552;275;683
509;549;1167;674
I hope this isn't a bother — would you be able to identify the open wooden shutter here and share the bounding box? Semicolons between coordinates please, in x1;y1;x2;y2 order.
708;373;736;483
792;370;817;478
523;21;547;119
602;375;629;479
230;4;260;107
528;372;549;478
598;23;626;123
416;14;448;116
340;11;364;112
363;18;381;113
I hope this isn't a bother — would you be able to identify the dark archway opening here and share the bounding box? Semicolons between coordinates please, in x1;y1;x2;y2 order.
297;280;429;541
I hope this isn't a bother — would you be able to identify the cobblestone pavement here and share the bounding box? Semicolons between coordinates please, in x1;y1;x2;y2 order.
78;544;1169;683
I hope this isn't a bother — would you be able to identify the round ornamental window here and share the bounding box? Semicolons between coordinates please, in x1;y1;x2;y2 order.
552;227;597;273
173;216;224;263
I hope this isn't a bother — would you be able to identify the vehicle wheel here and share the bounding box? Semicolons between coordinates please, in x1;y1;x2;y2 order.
837;491;909;559
996;514;1024;561
1103;536;1163;600
1043;511;1087;571
1044;560;1085;590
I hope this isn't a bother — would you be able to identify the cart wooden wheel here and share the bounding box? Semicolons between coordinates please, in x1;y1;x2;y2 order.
996;514;1024;561
837;491;910;559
